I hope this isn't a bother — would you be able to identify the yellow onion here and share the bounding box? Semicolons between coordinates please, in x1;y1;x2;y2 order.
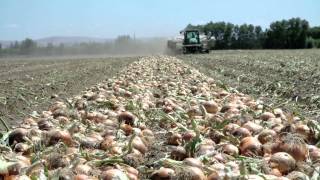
179;166;206;180
260;112;275;121
222;144;239;156
171;146;187;161
47;130;73;146
150;168;175;180
258;129;276;144
118;111;136;126
270;152;296;174
101;169;128;180
132;136;147;154
183;158;203;168
202;101;219;114
242;121;263;135
239;137;262;157
8;128;28;146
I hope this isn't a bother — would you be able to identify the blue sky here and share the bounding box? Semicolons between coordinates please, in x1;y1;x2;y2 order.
1;0;319;40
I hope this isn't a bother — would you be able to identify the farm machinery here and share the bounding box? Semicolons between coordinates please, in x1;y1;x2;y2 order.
167;30;214;54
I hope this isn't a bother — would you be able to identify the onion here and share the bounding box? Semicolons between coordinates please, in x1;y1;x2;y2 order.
13;143;30;154
74;174;91;180
270;152;295;174
8;128;28;146
47;130;73;146
74;164;92;175
121;124;133;136
171;146;187;161
118;111;136;126
309;145;320;163
182;131;195;142
232;127;252;139
209;130;224;144
45;153;69;170
295;124;311;141
183;158;203;168
239;137;262;157
187;106;202;118
222;144;239;156
203;101;219;114
196;144;215;156
37;119;53;130
260;112;275;121
270;168;282;176
167;133;182;146
132;136;148;154
179;166;206;180
223;123;240;135
100;135;116;150
271;134;308;161
242;122;263;135
207;171;220;180
258;129;276;144
101;169;129;180
150;167;175;180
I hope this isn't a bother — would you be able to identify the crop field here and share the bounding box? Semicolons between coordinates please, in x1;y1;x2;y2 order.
180;49;320;120
0;57;136;127
0;50;320;179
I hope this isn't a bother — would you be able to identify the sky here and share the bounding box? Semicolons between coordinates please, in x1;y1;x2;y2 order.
0;0;319;40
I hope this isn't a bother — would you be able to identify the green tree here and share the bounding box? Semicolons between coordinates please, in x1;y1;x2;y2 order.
20;38;37;54
265;18;309;49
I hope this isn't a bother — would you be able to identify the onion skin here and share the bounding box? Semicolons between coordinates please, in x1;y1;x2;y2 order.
183;158;203;168
132;136;148;154
150;168;175;180
271;136;308;162
121;124;133;136
203;101;219;114
270;152;296;174
182;131;196;142
101;169;128;180
222;144;239;156
47;130;73;146
180;166;206;180
8;128;28;146
207;171;220;180
171;146;187;161
260;112;275;121
242;122;263;135
118;111;136;126
258;129;276;144
167;133;182;146
239;137;262;157
232;127;252;139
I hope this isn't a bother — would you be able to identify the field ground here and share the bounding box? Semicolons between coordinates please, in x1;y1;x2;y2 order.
1;49;320;128
0;56;136;127
179;49;320;120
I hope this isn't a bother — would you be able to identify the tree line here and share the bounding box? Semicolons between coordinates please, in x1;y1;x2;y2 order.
186;17;320;49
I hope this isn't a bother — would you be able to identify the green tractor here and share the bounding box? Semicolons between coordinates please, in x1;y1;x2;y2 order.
183;30;208;54
167;30;213;54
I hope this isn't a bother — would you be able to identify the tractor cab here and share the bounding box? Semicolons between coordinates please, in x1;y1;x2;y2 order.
183;30;201;45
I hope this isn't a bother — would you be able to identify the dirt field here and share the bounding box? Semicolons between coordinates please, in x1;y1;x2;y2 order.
179;49;320;120
0;56;137;127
